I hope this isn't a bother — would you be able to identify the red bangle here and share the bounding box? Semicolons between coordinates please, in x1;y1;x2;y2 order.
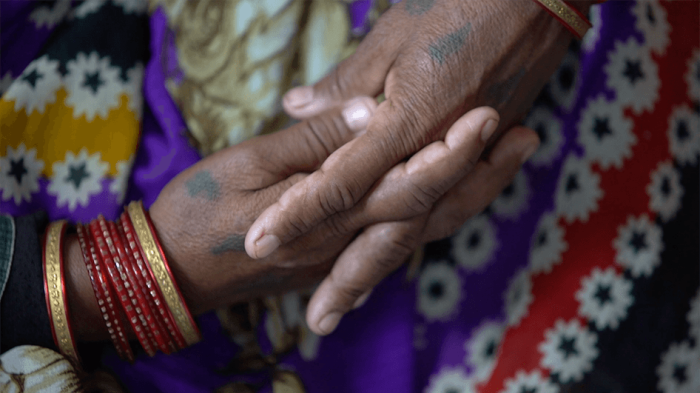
90;217;156;358
142;206;202;345
42;221;81;368
78;223;134;362
532;0;592;39
120;212;185;350
115;218;174;354
105;219;159;356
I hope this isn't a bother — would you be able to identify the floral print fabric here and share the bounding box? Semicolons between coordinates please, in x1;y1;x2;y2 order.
0;1;698;393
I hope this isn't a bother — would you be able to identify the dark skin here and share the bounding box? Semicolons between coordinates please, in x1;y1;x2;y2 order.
246;0;593;334
61;99;539;341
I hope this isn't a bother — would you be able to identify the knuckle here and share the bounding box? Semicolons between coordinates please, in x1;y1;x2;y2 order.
403;182;443;215
317;177;361;216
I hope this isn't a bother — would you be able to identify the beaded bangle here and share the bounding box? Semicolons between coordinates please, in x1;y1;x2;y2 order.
42;221;80;368
126;201;202;346
76;224;129;360
80;223;134;362
90;218;156;357
104;219;159;356
120;212;182;351
532;0;591;39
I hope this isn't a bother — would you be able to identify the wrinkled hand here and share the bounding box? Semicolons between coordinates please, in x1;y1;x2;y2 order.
244;0;584;261
149;99;537;320
304;119;539;336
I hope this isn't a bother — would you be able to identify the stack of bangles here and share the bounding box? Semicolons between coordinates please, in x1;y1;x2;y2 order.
531;0;608;40
42;201;201;367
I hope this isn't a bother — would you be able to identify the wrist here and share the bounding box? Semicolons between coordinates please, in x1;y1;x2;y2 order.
63;234;109;341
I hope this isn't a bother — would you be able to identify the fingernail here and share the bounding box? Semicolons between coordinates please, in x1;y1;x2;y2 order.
481;118;499;143
285;86;314;108
318;312;342;335
522;142;539;163
342;99;372;132
352;290;372;309
254;234;280;259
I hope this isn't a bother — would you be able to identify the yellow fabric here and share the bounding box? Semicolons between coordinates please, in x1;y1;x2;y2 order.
0;90;139;177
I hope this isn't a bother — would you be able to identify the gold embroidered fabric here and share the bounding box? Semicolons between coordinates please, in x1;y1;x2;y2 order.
150;0;386;156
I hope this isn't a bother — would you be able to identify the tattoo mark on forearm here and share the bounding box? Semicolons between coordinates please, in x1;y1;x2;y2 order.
405;0;435;15
485;67;527;109
186;170;220;201
211;234;246;255
429;23;472;65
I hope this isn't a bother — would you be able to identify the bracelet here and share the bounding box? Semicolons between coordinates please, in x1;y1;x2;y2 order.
127;201;202;347
42;220;80;367
119;213;180;352
113;219;174;354
50;201;199;364
532;0;592;39
92;217;158;357
78;223;135;362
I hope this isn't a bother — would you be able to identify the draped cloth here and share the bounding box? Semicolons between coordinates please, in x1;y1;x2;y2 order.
0;1;698;392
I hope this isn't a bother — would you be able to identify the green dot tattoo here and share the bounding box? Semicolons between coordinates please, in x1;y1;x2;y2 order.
429;23;472;65
186;170;221;201
211;234;246;255
405;0;436;15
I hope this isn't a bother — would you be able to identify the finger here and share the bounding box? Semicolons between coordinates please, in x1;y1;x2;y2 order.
283;24;398;119
306;216;427;335
423;126;540;242
241;96;377;189
246;106;499;259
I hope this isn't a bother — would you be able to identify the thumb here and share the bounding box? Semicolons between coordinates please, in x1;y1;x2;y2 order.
283;26;399;119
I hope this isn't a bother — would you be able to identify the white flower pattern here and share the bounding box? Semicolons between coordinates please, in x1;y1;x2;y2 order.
109;156;134;204
529;212;568;275
491;171;531;221
686;49;700;102
576;267;634;330
72;0;107;19
48;149;109;211
451;215;498;272
667;105;700;166
613;214;664;278
500;370;559;393
29;0;72;29
539;319;599;383
504;269;533;327
4;55;62;115
656;341;700;393
632;0;671;55
64;52;124;121
123;63;145;118
605;38;660;114
577;95;636;170
0;72;14;96
464;320;505;383
418;262;463;322
647;161;684;222
549;50;580;110
555;155;604;224
525;107;564;167
0;144;45;205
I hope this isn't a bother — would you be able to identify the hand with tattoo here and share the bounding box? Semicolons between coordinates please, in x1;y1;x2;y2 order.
239;0;590;333
141;99;539;320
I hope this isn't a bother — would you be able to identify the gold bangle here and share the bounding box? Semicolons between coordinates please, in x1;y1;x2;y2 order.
533;0;592;39
126;201;201;346
43;220;81;368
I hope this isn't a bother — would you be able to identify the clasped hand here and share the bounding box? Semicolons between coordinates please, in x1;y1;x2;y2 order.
150;96;537;336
